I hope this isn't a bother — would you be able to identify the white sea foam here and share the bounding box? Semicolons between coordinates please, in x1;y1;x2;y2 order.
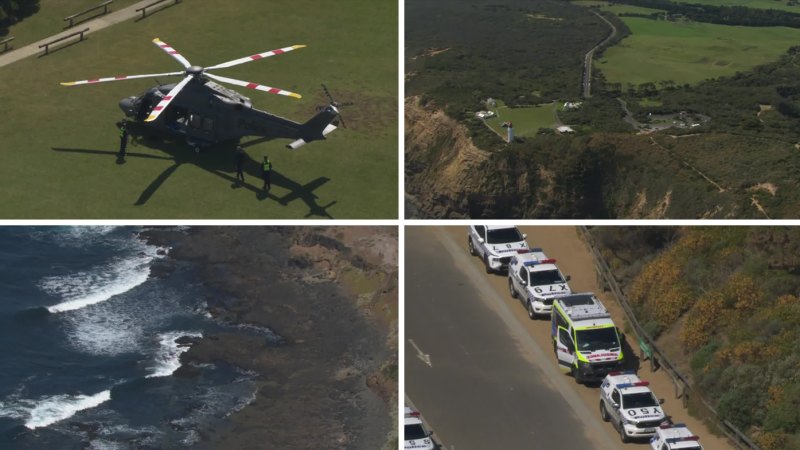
146;331;203;378
42;246;162;313
6;390;113;430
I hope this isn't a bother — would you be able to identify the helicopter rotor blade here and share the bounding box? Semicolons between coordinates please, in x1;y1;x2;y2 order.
144;75;193;122
205;44;306;70
205;73;301;99
60;71;185;86
320;83;349;128
152;38;192;68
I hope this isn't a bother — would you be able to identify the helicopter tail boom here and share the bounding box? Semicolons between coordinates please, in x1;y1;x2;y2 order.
285;105;340;149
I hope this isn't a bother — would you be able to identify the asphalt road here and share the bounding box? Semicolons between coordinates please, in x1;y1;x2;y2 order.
405;227;623;450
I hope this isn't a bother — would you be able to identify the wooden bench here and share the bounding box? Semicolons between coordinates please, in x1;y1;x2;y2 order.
63;1;113;28
39;28;89;55
136;0;181;20
0;36;14;53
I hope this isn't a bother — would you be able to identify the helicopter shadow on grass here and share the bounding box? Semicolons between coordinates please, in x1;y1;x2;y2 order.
51;128;336;218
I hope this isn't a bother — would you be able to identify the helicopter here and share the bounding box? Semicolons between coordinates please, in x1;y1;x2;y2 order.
61;38;342;151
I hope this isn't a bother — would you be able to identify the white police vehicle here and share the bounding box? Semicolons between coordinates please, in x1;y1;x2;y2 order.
404;406;436;450
507;249;571;319
468;225;529;274
600;371;667;442
650;423;703;450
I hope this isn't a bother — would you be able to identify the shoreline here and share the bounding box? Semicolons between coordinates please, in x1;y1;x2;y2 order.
140;226;397;449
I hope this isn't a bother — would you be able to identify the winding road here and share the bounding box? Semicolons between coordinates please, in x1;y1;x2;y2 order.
583;11;618;98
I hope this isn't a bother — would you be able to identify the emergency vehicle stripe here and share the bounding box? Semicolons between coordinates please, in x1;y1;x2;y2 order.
204;73;302;99
60;71;184;86
205;45;306;70
152;38;191;68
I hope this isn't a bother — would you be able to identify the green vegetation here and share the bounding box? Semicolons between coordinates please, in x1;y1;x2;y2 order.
1;0;139;47
0;0;397;218
687;0;800;13
484;101;558;138
597;17;800;85
592;227;800;450
573;1;665;15
0;0;38;34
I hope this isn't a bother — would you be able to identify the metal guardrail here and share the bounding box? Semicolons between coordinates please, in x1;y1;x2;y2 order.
63;0;113;28
577;226;762;450
38;28;90;55
0;36;14;53
135;0;181;19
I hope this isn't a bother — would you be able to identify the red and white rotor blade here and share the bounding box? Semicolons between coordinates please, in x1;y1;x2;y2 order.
60;71;184;86
144;75;193;122
152;38;191;68
205;44;306;70
205;73;301;99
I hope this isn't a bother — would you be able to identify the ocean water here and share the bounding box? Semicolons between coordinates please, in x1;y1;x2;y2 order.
0;227;261;449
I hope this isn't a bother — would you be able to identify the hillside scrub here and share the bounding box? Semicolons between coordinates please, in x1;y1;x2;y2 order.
591;227;800;449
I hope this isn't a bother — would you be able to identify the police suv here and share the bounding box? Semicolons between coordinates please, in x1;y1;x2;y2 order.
467;225;529;274
650;424;703;450
599;371;667;442
404;406;435;450
507;249;572;319
551;293;624;383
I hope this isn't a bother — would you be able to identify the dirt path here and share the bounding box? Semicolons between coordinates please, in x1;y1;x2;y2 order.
440;226;735;450
583;11;617;98
648;137;727;193
0;0;162;68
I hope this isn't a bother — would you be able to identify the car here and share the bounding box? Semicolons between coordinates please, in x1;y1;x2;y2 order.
599;371;667;442
649;423;703;450
467;225;529;274
551;293;624;383
404;406;436;450
507;249;572;319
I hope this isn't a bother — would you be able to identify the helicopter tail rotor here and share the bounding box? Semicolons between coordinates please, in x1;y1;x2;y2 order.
320;83;353;128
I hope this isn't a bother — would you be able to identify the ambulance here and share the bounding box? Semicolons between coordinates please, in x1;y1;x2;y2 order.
551;293;624;383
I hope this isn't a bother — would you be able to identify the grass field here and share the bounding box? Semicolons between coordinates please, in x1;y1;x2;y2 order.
485;102;558;137
0;0;397;219
2;0;141;48
596;17;800;86
682;0;800;13
571;1;664;15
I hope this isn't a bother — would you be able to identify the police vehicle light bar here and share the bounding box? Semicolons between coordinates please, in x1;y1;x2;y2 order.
608;370;636;376
531;247;543;252
661;423;687;429
617;381;650;389
666;436;700;444
522;258;557;267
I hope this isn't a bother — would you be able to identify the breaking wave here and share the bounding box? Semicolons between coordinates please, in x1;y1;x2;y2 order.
0;390;112;430
146;331;203;378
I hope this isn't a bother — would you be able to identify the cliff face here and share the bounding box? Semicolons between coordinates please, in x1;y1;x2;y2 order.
404;98;750;219
404;96;489;218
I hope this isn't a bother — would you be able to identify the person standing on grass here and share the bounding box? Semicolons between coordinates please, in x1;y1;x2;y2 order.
235;146;246;183
117;121;129;159
262;156;272;191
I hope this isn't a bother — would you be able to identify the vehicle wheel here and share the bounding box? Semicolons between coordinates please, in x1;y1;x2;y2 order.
509;278;518;298
571;365;583;385
600;401;610;422
619;422;630;443
468;238;476;256
527;299;536;320
484;256;492;274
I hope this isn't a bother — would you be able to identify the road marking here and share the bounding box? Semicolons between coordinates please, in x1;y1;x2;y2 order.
408;338;433;367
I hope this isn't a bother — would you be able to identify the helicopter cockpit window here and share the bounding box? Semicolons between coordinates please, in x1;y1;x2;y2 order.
189;114;201;129
202;117;214;132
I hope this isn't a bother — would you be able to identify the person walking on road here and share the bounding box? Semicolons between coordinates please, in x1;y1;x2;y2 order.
235;146;246;183
262;156;272;191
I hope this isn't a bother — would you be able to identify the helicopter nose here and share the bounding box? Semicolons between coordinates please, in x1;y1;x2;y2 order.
119;97;136;117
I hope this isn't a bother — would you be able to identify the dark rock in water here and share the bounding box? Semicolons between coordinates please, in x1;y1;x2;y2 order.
149;261;175;278
175;335;200;346
173;364;201;379
156;248;168;256
69;421;100;438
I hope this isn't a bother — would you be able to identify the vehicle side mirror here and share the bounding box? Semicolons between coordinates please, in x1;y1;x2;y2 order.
477;237;485;244
522;233;528;239
565;275;571;281
612;403;619;409
521;280;527;286
659;398;665;405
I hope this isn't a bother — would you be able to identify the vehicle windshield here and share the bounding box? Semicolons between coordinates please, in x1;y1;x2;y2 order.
575;327;620;352
405;424;428;440
529;269;565;286
622;392;659;409
486;227;523;244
